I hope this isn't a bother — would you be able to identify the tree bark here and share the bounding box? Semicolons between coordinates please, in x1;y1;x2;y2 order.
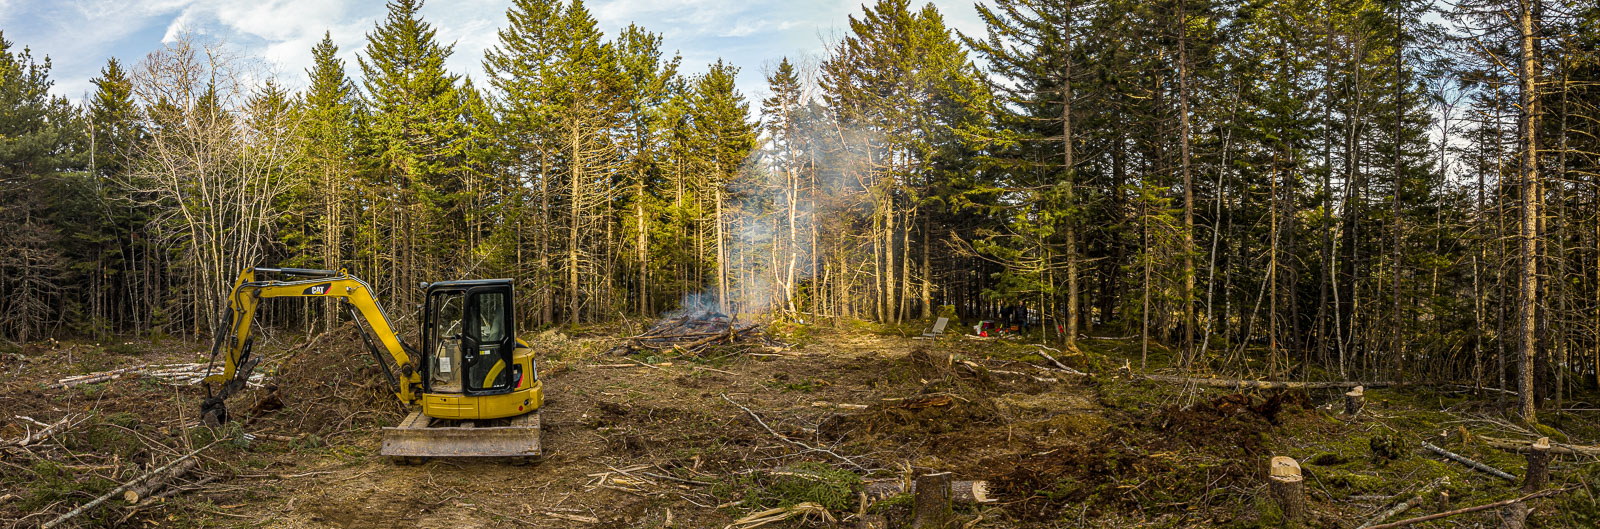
910;472;954;529
1268;456;1307;523
1514;0;1540;423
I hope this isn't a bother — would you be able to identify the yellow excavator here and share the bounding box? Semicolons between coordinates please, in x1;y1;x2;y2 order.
199;267;543;461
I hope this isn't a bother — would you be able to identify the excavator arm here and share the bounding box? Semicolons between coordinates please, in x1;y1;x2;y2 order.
200;267;422;426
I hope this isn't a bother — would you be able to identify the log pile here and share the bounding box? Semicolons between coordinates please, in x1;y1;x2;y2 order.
48;362;264;389
617;310;766;355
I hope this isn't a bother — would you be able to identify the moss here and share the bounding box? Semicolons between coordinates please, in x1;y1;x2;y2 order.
105;342;143;356
1530;423;1570;443
1315;469;1387;494
23;460;116;511
712;463;862;513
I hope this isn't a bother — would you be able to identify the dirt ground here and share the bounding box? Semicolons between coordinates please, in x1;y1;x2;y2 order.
3;324;1598;528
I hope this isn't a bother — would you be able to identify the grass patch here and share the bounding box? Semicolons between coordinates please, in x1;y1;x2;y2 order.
713;463;862;513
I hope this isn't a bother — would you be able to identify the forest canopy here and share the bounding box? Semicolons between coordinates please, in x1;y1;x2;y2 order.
2;0;1597;422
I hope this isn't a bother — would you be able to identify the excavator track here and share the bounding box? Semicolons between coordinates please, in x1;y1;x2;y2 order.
380;409;541;462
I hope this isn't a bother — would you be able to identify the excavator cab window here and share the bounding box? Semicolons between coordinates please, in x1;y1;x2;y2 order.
428;292;466;393
462;286;514;394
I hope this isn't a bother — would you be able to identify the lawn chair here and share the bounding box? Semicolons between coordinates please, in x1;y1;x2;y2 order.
916;317;950;340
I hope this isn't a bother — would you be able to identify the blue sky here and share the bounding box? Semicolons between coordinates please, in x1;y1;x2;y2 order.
0;0;994;108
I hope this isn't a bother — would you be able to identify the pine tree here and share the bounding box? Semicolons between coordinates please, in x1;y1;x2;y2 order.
299;33;361;330
617;24;681;315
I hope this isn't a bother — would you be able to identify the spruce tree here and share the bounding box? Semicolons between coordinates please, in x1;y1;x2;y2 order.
358;0;466;303
690;60;756;314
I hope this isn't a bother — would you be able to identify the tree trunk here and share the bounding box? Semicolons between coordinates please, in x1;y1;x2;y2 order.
1515;0;1539;423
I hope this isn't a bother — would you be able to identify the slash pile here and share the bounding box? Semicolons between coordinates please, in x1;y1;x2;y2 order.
618;311;766;355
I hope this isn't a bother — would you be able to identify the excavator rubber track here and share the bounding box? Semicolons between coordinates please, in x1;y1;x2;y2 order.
380;409;541;461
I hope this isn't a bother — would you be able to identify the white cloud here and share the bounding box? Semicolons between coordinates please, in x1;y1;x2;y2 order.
12;0;994;108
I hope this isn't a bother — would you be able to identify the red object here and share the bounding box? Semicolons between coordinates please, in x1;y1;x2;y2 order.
979;331;988;337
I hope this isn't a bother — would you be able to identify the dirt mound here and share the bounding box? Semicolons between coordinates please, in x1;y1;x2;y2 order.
817;393;1005;444
251;325;406;435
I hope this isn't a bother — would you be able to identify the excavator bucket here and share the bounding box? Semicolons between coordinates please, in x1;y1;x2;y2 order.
381;409;541;460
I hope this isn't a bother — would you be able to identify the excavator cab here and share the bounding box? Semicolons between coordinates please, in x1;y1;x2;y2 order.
384;279;543;461
422;281;516;395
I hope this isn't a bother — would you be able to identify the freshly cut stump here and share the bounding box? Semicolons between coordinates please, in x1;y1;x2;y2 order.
1345;386;1365;416
1522;437;1550;492
911;472;954;529
1269;456;1307;523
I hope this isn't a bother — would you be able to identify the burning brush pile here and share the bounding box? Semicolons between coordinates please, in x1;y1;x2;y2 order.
617;310;769;355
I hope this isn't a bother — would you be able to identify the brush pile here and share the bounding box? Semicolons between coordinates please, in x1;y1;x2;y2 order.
48;363;265;389
617;310;766;355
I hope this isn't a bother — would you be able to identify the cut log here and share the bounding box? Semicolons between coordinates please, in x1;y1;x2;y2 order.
910;472;954;529
1268;456;1306;522
1345;386;1365;416
1421;441;1517;482
864;479;994;504
1521;438;1549;493
1356;477;1448;529
1142;375;1405;390
122;458;198;504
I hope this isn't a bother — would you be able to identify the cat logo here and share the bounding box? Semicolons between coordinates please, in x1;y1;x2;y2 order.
303;283;331;296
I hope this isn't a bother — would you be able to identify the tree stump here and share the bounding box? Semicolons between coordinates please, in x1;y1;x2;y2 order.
1268;456;1307;523
910;472;954;529
1522;437;1550;493
1345;386;1365;416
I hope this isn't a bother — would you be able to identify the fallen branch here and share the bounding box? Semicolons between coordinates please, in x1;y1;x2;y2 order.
720;394;865;471
543;511;601;523
725;502;834;529
42;441;217;528
1141;375;1405;390
1420;441;1516;482
1034;349;1087;376
1355;477;1447;529
123;458;199;504
1364;487;1570;529
9;414;84;447
1479;436;1600;457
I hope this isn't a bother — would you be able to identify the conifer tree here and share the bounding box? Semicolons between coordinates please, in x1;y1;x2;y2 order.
690;60;757;314
358;0;466;306
484;0;564;325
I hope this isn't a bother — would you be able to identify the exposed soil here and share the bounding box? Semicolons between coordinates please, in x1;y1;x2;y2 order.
2;328;1598;528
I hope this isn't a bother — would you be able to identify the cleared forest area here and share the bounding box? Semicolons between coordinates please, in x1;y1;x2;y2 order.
4;0;1600;526
2;327;1597;527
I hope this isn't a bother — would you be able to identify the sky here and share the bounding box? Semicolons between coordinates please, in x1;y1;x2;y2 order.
0;0;995;110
